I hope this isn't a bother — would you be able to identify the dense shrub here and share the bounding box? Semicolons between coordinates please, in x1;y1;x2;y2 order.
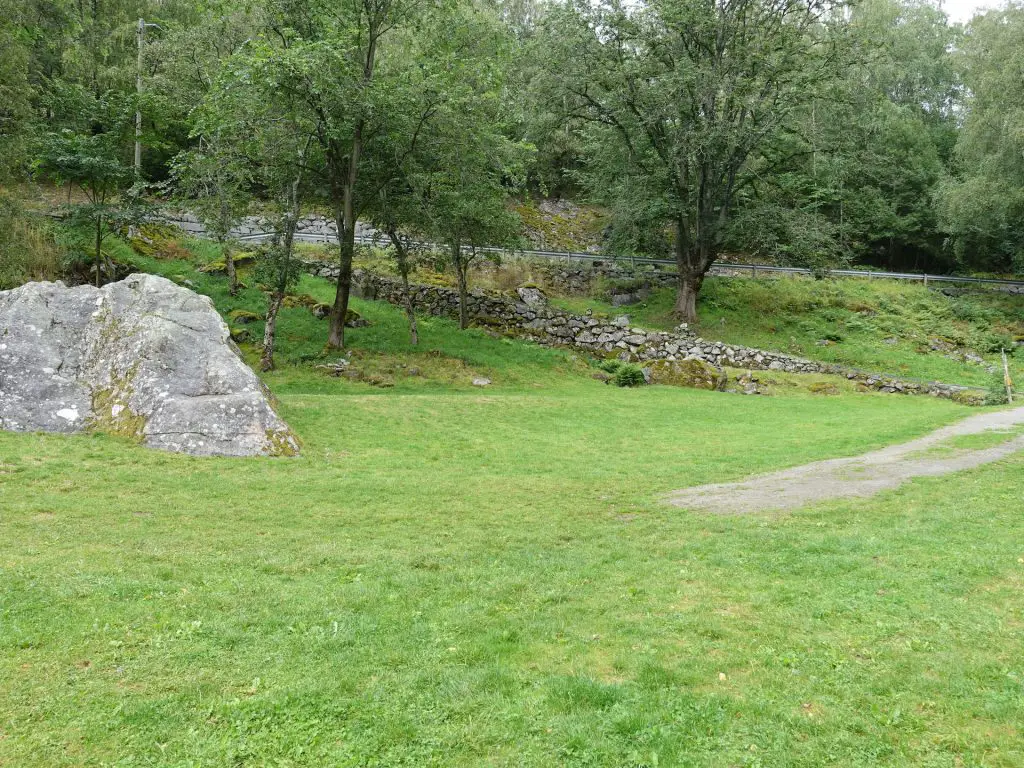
613;363;646;387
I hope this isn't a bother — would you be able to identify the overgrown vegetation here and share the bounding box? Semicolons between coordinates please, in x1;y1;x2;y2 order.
0;195;63;289
552;274;1024;388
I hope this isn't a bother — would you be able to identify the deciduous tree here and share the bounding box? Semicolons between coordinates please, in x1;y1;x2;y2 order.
538;0;847;322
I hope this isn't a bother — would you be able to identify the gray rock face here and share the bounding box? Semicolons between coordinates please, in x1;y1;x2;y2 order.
516;286;547;307
0;275;299;456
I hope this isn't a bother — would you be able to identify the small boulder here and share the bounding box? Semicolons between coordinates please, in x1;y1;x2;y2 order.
643;358;727;391
516;285;547;307
472;377;492;387
283;293;319;309
229;309;263;324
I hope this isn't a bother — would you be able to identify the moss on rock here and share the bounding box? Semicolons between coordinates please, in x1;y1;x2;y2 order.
88;366;146;443
645;358;727;391
229;309;263;324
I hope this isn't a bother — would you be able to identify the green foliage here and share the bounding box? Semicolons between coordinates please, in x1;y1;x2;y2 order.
937;6;1024;275
534;0;849;317
0;1;34;179
612;363;645;387
755;0;959;273
33;91;140;285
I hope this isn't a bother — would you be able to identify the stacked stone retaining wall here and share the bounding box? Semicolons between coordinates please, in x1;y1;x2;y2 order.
303;260;985;403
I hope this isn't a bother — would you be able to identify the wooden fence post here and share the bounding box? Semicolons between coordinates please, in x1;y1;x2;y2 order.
1002;348;1014;404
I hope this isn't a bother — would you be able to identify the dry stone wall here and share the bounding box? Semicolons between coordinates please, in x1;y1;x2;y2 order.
304;260;985;403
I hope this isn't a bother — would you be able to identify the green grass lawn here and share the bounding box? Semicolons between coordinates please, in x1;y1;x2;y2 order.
3;374;1023;766
2;240;1023;766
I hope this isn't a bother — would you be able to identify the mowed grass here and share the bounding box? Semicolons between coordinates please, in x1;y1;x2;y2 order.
2;242;1023;766
2;384;1023;766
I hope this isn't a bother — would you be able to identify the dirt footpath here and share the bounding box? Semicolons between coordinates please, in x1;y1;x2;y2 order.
666;405;1024;514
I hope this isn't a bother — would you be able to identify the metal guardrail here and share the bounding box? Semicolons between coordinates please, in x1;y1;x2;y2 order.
177;221;1024;290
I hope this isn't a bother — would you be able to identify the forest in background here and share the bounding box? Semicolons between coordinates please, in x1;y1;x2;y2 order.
2;0;1024;330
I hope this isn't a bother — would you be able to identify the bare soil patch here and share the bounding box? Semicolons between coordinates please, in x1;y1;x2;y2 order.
666;405;1024;514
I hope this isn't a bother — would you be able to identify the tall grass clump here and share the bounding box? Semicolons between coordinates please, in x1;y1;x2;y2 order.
0;194;63;289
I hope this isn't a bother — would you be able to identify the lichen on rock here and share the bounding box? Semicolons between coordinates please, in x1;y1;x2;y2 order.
0;274;299;457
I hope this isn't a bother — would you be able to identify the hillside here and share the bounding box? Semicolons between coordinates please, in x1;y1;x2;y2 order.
7;0;1024;761
549;274;1024;390
262;238;1022;391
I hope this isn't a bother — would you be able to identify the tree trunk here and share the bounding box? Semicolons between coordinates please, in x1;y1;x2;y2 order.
260;291;284;372
327;126;363;350
673;272;702;325
94;215;103;287
671;219;709;325
453;242;469;330
262;209;299;373
327;200;356;349
224;240;238;296
326;24;378;350
389;230;418;345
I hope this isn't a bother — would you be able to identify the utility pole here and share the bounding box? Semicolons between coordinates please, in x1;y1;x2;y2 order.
135;18;144;176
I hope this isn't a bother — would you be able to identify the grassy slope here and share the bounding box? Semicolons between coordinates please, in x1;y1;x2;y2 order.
1;240;1023;766
552;275;1024;388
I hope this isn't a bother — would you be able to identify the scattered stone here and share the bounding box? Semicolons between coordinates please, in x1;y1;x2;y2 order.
316;359;350;376
0;275;299;456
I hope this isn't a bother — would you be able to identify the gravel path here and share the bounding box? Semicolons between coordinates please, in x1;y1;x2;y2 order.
666;405;1024;514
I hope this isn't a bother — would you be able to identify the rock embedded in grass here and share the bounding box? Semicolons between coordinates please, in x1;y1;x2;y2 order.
643;358;728;391
0;275;299;457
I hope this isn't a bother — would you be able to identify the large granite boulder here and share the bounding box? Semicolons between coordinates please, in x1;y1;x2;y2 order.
0;274;299;456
